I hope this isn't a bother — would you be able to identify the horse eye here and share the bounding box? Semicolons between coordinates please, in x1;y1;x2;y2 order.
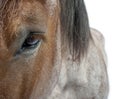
21;34;40;50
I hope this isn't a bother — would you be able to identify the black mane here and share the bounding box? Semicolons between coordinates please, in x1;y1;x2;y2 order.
60;0;92;60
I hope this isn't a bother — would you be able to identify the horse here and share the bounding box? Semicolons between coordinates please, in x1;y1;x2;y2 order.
0;0;109;99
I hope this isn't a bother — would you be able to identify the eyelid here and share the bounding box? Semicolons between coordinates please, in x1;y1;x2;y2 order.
30;31;45;34
14;35;42;56
14;31;45;56
29;32;46;41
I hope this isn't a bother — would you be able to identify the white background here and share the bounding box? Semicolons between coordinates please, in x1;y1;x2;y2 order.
84;0;120;99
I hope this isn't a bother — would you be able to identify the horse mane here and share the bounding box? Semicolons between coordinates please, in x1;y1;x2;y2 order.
59;0;92;60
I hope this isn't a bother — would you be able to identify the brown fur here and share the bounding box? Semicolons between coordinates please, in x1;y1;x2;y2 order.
0;0;109;99
0;0;60;99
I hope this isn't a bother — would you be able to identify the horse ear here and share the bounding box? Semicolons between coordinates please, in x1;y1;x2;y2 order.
60;0;92;60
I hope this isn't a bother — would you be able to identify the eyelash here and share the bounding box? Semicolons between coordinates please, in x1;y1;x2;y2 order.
21;34;40;50
15;33;41;56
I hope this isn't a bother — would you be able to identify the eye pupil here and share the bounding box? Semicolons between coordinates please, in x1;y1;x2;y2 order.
25;35;36;45
22;35;40;49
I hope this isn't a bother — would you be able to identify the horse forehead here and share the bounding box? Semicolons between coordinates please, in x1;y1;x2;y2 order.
0;0;57;29
0;0;58;38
